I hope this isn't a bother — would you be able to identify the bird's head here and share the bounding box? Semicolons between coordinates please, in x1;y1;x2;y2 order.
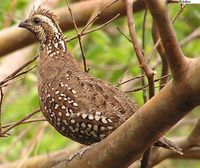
19;6;63;44
19;6;66;54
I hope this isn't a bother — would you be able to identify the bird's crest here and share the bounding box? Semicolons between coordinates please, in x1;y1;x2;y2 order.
29;5;58;22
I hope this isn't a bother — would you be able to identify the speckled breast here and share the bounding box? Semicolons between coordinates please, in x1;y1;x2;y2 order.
38;77;115;145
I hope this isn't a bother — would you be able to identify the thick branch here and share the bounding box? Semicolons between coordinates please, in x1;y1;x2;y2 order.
144;0;188;80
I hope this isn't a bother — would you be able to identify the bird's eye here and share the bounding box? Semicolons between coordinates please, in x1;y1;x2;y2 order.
33;18;40;24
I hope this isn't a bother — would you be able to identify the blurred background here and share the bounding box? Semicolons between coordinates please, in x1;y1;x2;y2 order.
0;0;199;167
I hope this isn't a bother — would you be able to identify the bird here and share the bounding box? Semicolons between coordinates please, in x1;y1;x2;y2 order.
18;6;182;155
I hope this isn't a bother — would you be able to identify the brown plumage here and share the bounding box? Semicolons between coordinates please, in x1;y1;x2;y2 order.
18;6;182;153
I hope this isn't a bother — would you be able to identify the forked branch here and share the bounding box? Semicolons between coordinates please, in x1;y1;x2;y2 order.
144;0;188;80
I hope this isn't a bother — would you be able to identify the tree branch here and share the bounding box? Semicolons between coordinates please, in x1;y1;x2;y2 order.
144;0;188;80
152;20;169;89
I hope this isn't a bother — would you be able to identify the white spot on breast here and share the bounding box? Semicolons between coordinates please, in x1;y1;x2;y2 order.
55;90;59;94
70;119;75;124
58;112;62;116
55;43;58;48
73;102;78;107
50;112;55;117
87;124;92;128
65;112;70;117
71;89;76;94
99;134;106;138
68;100;74;104
102;117;108;124
95;115;101;121
108;126;114;130
95;112;102;115
81;123;86;128
68;108;73;113
88;115;94;120
54;104;59;109
93;125;98;131
61;106;66;110
100;126;106;131
82;114;87;119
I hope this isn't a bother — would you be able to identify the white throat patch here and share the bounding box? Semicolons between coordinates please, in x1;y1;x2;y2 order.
36;15;60;34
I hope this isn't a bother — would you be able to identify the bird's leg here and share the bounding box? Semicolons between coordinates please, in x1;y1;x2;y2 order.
68;143;97;161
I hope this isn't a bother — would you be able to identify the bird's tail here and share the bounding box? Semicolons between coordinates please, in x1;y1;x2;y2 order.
154;136;183;155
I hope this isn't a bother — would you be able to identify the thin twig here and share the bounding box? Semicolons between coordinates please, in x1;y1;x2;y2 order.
66;14;120;42
116;26;132;42
180;27;200;46
2;118;46;129
65;0;89;72
141;8;148;103
1;66;37;88
142;9;147;50
125;0;155;99
81;0;119;33
0;88;3;136
125;84;166;93
0;55;38;87
117;74;145;87
152;21;169;90
1;109;40;135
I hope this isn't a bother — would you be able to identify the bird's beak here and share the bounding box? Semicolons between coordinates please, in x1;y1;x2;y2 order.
18;20;29;28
